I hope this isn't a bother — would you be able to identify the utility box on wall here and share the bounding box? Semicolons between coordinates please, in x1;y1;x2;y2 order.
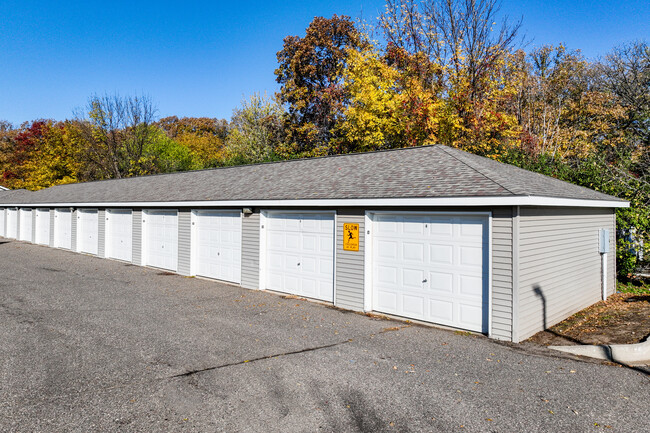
599;229;610;254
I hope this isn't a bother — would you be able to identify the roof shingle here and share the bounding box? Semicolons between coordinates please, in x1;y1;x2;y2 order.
0;145;624;205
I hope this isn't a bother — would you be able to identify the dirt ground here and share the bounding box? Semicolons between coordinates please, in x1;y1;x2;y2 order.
527;292;650;346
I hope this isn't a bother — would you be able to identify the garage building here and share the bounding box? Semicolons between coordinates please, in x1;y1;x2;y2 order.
0;145;628;342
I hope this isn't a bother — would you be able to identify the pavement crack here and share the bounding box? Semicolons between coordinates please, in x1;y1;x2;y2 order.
171;324;411;379
171;339;354;379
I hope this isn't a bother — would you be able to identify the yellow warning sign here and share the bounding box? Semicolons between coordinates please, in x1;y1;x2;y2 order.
343;223;360;251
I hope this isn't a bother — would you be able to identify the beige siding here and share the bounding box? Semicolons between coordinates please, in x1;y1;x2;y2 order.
97;209;106;258
335;210;365;311
517;207;616;340
491;207;513;341
241;212;260;289
132;210;142;266
177;210;192;276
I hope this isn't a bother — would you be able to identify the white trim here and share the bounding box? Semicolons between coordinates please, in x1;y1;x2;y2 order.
333;212;338;307
511;205;520;343
363;212;372;312
0;195;628;209
190;210;198;276
259;211;267;291
364;210;493;335
487;212;493;338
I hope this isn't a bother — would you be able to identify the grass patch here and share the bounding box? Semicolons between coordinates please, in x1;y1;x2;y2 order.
617;281;650;295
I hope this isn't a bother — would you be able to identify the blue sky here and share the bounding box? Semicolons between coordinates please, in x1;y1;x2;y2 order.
0;0;648;125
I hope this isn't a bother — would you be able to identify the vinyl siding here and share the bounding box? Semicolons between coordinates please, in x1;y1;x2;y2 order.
517;207;616;341
335;209;365;311
49;208;55;247
177;210;191;276
241;212;260;289
71;209;77;252
491;207;513;341
15;208;20;240
31;209;36;243
132;210;142;266
97;209;106;258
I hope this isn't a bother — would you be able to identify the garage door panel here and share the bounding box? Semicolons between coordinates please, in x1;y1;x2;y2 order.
265;212;334;302
429;299;454;322
377;240;398;259
403;242;424;262
403;268;425;288
301;234;318;252
430;271;453;292
459;275;483;296
373;213;488;333
460;246;483;267
430;244;453;264
430;220;453;236
403;295;425;316
377;290;398;311
319;258;333;275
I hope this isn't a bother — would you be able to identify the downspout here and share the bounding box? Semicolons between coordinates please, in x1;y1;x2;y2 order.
599;228;610;301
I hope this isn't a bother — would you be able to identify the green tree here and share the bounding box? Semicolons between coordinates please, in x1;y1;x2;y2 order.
225;93;285;164
74;94;158;179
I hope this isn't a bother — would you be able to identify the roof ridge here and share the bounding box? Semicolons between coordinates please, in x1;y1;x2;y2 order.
438;146;521;196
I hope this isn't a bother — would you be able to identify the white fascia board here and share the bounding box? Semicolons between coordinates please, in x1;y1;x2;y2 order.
0;195;629;209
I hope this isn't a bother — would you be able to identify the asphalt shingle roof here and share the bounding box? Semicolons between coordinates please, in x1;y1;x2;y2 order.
0;145;624;205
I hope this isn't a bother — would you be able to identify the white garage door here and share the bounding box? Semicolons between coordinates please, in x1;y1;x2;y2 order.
19;208;32;242
106;209;133;262
6;209;17;239
144;210;178;271
35;209;50;245
372;214;489;333
77;209;98;255
265;212;334;302
195;210;241;283
0;208;5;237
54;208;72;249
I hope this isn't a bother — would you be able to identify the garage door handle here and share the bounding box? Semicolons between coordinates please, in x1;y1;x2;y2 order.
422;279;427;283
297;262;300;266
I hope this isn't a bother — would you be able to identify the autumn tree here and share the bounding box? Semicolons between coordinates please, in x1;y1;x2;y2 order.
379;0;523;154
1;121;48;188
20;121;83;189
275;15;364;156
74;94;158;179
157;116;228;167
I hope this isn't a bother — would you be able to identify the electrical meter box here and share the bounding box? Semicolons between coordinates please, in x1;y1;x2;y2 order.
599;229;610;254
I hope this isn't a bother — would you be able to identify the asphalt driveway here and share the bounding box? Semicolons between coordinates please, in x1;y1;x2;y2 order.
0;240;648;432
